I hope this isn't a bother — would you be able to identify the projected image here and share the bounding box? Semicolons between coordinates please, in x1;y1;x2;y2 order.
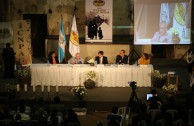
134;1;191;45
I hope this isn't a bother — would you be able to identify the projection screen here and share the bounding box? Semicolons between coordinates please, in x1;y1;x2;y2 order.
134;0;191;45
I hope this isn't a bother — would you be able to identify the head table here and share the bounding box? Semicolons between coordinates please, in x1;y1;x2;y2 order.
30;64;153;87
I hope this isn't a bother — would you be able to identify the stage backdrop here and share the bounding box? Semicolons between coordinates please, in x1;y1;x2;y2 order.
85;0;112;43
12;20;32;65
134;0;191;45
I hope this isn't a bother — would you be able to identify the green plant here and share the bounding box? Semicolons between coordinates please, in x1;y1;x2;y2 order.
162;84;178;94
71;86;87;97
85;71;96;79
17;66;31;78
152;70;167;79
5;83;16;93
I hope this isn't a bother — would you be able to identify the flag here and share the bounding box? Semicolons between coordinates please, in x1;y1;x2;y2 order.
69;15;80;57
58;16;66;63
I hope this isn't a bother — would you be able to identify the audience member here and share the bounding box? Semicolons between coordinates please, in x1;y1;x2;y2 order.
17;99;31;115
138;53;150;65
132;104;151;126
47;110;63;126
95;51;108;64
14;114;26;126
107;106;122;126
48;51;59;64
69;53;84;64
66;109;81;126
48;96;66;114
18;105;30;121
115;50;128;64
2;43;16;78
147;89;163;109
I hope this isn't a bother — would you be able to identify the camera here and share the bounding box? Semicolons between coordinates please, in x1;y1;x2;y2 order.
128;81;137;90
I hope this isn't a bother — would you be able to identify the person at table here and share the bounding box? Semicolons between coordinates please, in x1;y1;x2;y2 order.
138;53;150;65
115;50;128;64
48;51;59;64
69;53;84;64
95;51;108;64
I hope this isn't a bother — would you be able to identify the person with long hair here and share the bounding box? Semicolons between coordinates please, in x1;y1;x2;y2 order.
48;51;59;64
138;53;150;65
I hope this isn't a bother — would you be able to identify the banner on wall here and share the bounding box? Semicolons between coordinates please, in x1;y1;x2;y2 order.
85;0;112;43
0;22;13;53
12;20;32;65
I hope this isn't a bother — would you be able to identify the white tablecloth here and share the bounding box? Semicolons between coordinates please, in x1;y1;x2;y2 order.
30;64;153;87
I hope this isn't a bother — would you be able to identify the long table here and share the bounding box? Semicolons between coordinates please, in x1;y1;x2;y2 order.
30;64;153;87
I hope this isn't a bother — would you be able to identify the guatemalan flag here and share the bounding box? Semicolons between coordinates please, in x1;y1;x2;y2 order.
58;16;66;63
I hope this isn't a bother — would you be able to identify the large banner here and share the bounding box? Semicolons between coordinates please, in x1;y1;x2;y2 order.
85;0;112;43
0;22;13;53
12;20;32;65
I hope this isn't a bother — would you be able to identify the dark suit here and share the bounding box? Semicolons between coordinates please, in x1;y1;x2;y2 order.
116;55;128;64
95;56;108;64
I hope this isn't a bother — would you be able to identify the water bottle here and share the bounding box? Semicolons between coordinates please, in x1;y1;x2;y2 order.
182;28;185;39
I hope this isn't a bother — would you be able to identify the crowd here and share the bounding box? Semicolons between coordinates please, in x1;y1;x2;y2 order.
0;89;194;126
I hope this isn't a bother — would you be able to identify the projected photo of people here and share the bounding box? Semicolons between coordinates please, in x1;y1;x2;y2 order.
134;0;191;45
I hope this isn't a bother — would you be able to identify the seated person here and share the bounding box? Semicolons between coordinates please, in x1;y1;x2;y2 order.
147;89;162;109
115;50;128;64
151;22;172;43
107;106;122;126
69;53;84;64
95;51;108;64
138;53;150;65
48;51;59;64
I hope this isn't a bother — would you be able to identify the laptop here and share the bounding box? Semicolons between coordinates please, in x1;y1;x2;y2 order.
146;93;153;100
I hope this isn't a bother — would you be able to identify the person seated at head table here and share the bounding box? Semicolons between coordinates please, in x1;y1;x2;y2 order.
48;51;59;64
151;21;172;43
69;53;84;64
95;51;108;64
115;50;128;64
138;53;150;65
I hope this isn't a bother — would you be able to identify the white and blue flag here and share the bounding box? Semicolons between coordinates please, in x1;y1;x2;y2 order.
58;16;66;63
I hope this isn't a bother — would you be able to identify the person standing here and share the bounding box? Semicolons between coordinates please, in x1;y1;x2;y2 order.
2;43;15;78
95;51;108;64
115;50;128;64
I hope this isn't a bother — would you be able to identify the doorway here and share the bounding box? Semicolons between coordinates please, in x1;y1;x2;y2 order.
23;14;48;57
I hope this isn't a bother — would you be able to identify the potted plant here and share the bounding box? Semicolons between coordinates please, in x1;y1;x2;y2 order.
162;84;178;97
169;27;180;44
17;66;31;85
152;70;167;88
87;58;95;66
5;83;16;99
84;71;96;89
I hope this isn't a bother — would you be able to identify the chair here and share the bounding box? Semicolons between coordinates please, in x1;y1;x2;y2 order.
118;107;127;119
173;119;184;126
0;119;14;126
156;119;166;126
137;120;147;126
147;109;160;124
166;109;178;121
